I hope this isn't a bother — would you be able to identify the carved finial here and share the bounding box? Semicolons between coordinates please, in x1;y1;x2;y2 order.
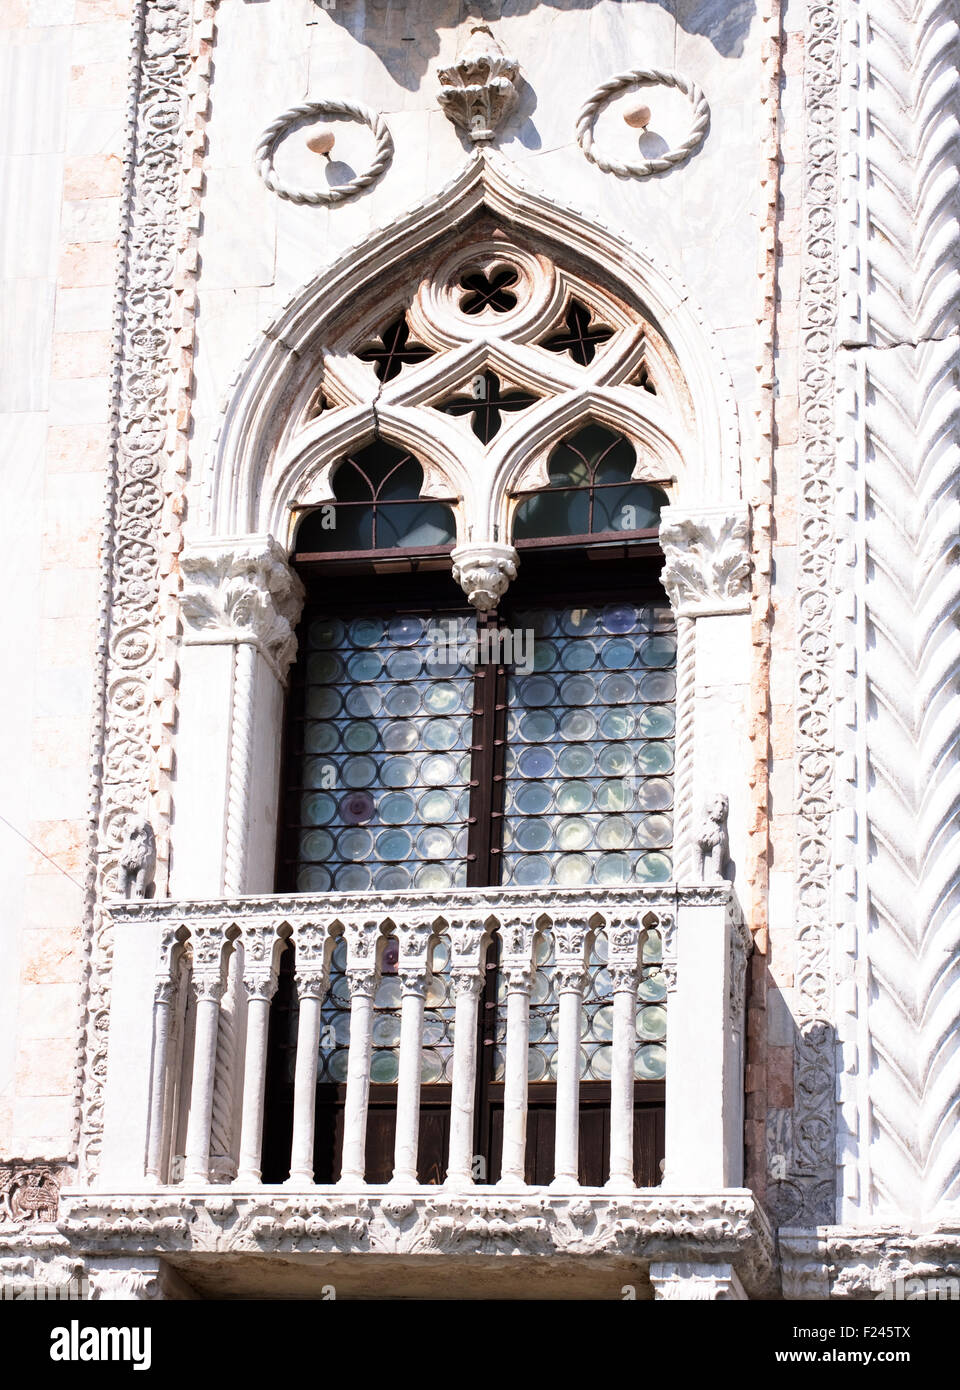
119;814;157;901
438;22;521;143
694;793;729;883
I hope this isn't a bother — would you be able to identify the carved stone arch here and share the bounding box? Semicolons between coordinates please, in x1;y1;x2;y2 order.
201;151;743;541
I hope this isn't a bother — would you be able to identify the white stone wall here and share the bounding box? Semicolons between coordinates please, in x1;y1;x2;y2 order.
0;0;130;1159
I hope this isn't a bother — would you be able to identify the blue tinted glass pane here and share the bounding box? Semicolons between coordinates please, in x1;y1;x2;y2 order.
501;599;675;890
376;501;456;549
512;488;589;540
296;504;373;552
593;482;667;533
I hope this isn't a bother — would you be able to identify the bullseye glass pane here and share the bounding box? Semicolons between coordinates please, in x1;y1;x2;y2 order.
290;605;475;894
501;598;675;888
494;928;668;1081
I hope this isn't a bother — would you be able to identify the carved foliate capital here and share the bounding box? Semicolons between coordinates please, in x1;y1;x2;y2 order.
191;974;225;1004
243;973;279;1005
608;964;641;995
346;968;380;1000
295;970;330;1002
450;969;485;1000
438;23;521;143
555;966;590;995
659;506;751;617
180;534;306;683
450;542;518;611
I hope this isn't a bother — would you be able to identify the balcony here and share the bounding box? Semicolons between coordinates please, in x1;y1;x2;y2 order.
60;884;774;1299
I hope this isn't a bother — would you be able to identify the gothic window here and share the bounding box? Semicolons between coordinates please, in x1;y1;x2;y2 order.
264;240;680;1189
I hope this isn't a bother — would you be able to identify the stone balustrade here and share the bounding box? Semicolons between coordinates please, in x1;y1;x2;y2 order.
101;884;750;1199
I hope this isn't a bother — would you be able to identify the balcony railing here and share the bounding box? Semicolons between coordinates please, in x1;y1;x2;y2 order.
64;883;778;1296
101;883;749;1197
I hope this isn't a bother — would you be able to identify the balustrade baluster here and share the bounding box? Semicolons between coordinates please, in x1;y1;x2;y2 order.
551;921;592;1190
236;931;285;1185
183;935;230;1184
445;921;489;1191
497;923;538;1187
606;918;650;1190
338;922;383;1186
287;922;335;1188
391;924;434;1187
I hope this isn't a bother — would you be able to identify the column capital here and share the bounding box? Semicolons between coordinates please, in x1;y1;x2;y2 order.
450;969;485;1000
180;533;306;683
659;504;752;618
499;920;538;994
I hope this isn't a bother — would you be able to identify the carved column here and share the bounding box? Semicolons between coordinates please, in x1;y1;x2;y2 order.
391;924;434;1188
287;922;335;1188
338;922;383;1186
551;922;591;1191
605;919;647;1192
496;922;538;1187
445;922;489;1191
182;924;235;1185
236;923;289;1186
659;506;752;882
145;923;186;1184
145;979;177;1185
174;536;304;897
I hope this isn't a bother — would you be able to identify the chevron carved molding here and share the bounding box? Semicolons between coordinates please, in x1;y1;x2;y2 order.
840;0;960;347
839;0;960;1223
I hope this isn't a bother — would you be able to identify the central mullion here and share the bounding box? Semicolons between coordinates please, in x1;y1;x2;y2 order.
466;610;508;888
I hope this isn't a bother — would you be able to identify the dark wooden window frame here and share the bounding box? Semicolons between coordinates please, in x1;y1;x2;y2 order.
267;534;670;1187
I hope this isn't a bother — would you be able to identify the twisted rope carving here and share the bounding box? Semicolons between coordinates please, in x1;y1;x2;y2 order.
576;69;709;178
223;643;255;897
255;100;394;206
672;616;696;881
210;951;241;1169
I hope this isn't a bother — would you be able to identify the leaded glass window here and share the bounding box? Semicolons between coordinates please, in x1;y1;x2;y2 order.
512;423;668;543
295;441;456;555
284;608;475;894
501;598;676;889
270;424;674;1187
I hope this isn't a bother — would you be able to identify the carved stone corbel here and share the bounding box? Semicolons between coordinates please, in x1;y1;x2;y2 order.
450;542;518;611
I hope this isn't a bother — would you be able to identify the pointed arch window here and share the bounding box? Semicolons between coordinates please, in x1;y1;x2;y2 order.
294;441;457;557
512;423;669;545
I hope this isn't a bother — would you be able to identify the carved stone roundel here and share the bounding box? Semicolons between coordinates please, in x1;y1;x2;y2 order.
576;69;710;179
255;100;395;207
